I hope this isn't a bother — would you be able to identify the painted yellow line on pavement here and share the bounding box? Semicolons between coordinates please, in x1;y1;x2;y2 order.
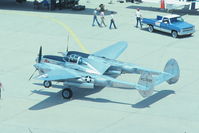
48;17;89;53
0;10;89;53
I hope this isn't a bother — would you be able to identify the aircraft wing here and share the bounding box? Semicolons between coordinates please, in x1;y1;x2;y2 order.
87;41;127;74
93;41;128;59
34;63;82;81
85;56;111;75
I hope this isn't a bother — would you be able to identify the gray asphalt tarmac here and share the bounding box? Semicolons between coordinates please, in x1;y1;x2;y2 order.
0;0;199;133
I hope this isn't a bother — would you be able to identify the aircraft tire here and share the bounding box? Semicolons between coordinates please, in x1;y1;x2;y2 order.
43;81;52;88
62;88;73;99
148;25;154;32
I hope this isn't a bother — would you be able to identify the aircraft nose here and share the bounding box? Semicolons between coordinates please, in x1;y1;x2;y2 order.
34;63;41;69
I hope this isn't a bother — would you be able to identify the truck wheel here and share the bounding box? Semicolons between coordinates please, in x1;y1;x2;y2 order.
148;25;154;32
171;31;178;38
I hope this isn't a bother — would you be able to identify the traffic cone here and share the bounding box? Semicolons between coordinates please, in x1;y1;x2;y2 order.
160;0;165;9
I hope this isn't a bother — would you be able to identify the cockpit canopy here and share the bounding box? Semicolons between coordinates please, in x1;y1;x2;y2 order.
64;54;83;64
63;51;89;64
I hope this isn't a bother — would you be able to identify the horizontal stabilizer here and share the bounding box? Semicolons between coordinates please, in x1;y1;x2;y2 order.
154;72;173;86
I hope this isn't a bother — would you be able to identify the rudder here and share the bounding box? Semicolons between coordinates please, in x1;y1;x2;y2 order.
138;72;154;98
164;59;180;85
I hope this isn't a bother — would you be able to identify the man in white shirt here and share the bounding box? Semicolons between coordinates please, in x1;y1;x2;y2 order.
135;8;142;29
100;11;107;27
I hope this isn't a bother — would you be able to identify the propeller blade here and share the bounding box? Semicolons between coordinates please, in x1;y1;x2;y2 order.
29;69;37;80
38;46;42;63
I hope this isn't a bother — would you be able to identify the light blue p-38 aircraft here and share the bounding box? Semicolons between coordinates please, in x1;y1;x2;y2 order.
30;41;180;99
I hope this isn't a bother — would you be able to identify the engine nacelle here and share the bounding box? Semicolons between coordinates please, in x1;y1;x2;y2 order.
121;66;139;74
94;78;110;87
64;82;94;88
104;70;121;76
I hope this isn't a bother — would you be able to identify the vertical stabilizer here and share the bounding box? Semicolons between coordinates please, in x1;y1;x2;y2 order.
138;72;154;97
164;59;180;85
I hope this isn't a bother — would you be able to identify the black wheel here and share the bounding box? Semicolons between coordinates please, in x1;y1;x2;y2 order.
62;88;73;99
43;81;52;88
171;31;178;38
148;25;154;32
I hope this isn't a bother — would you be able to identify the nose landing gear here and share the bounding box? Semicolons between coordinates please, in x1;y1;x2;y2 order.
43;81;52;88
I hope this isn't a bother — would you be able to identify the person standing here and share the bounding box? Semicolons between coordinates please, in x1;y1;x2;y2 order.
135;8;142;29
100;11;106;27
0;82;2;99
92;8;101;27
109;12;117;29
58;0;62;10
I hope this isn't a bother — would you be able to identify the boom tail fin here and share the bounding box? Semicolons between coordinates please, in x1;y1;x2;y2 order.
138;72;154;98
164;58;180;85
136;59;179;98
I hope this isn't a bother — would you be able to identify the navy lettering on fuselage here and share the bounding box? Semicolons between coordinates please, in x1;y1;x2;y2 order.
141;78;152;83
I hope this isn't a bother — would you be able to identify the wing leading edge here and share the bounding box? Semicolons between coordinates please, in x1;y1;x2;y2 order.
93;41;128;59
34;63;81;81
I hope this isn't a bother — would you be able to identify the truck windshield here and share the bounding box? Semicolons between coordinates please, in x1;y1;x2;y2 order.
170;17;184;23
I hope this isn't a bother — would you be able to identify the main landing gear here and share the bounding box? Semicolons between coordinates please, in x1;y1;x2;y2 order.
62;88;73;99
43;81;73;99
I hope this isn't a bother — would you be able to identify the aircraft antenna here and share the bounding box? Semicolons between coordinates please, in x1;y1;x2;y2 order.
66;33;69;52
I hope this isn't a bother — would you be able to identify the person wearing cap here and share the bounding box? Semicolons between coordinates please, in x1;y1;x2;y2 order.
135;8;142;29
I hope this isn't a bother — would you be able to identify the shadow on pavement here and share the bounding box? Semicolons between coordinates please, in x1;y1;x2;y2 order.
141;27;194;39
29;86;105;110
132;90;175;108
29;85;175;110
0;1;116;15
29;89;66;110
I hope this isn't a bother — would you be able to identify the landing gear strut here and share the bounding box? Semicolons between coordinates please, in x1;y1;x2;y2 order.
62;88;73;99
43;81;52;88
